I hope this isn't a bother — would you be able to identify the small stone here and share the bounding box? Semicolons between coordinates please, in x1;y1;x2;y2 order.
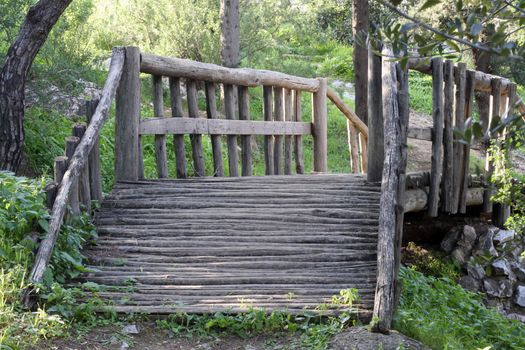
441;226;462;253
122;324;140;334
467;263;486;281
483;278;513;298
492;259;512;277
459;275;480;292
459;225;477;249
515;286;525;307
507;313;525;322
512;262;525;282
120;341;130;350
494;229;516;245
451;248;469;266
473;227;499;258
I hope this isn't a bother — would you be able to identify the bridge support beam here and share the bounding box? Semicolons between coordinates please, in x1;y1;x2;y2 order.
367;47;384;182
312;78;328;173
115;46;141;182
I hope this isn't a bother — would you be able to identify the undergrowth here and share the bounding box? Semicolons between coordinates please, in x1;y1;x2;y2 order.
396;266;525;350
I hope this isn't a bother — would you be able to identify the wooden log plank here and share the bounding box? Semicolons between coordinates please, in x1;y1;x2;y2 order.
442;60;454;213
152;75;168;178
263;86;274;175
367;49;383;182
187;79;205;176
169;77;187;178
427;57;444;217
312;78;328;173
115;47;141;182
205;82;224;177
460;71;476;213
65;136;80;215
224;84;239;177
140;53;320;92
293;90;304;174
238;86;252;176
284;88;293;174
27;47;126;288
273;87;284;175
372;48;403;333
85;99;102;203
452;63;467;214
72;124;91;214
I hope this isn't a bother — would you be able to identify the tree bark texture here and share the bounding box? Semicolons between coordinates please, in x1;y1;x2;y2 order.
220;0;240;68
0;0;72;171
352;0;369;125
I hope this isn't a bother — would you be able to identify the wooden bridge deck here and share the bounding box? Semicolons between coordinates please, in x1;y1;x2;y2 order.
80;174;380;319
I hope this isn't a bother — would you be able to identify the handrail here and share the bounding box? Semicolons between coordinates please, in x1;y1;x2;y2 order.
26;47;126;289
140;53;321;92
326;88;368;138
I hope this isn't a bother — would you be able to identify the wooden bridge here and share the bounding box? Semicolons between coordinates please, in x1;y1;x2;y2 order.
26;46;523;332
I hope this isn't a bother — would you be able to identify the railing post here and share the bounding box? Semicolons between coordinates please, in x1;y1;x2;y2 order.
115;46;141;182
367;47;384;182
312;78;328;173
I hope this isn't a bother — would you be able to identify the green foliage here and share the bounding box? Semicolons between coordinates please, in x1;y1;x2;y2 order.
395;267;525;350
407;71;433;115
402;242;460;279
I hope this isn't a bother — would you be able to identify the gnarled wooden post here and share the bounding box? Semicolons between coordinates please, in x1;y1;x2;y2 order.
367;45;383;182
312;78;328;173
115;46;141;182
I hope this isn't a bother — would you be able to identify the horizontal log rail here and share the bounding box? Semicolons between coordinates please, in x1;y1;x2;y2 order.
139;118;312;136
26;47;126;293
140;53;320;92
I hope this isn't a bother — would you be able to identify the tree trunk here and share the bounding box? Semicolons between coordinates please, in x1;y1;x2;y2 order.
0;0;72;172
352;0;369;125
472;26;494;133
220;0;240;68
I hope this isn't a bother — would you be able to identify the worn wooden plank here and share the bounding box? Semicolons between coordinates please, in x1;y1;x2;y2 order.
72;124;91;214
428;57;444;217
460;71;476;213
152;75;168;178
367;49;383;182
442;60;454;213
115;47;141;182
452;63;467;214
205;82;224;177
224;84;239;177
85;99;102;203
312;78;328;173
238;86;252;176
187;79;205;177
169;77;187;178
284;88;293;175
293;90;304;174
263;86;274;175
273;87;284;175
140;53;320;92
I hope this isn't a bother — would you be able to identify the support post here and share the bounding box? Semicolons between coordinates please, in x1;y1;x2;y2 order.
367;47;383;182
115;46;141;182
86;99;102;202
312;78;328;173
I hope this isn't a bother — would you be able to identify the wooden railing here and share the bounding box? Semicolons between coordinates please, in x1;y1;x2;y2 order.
25;48;126;294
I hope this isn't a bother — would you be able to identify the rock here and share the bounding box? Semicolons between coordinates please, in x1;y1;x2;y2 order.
459;275;480;292
512;262;525;282
494;229;516;245
515;286;525;307
451;248;469;266
483;278;514;298
467;263;486;281
441;226;462;253
492;259;512;277
122;324;140;334
120;341;129;350
507;313;525;322
329;327;430;350
450;226;478;266
473;227;499;258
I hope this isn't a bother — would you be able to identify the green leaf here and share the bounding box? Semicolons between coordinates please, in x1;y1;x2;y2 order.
38;218;49;232
420;0;441;11
470;22;483;37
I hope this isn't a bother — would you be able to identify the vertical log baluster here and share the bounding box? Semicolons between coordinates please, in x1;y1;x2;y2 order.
273;87;284;175
238;86;252;176
367;48;383;182
72;124;91;214
312;78;328;173
428;57;444;217
152;75;168;178
86;99;102;202
347;121;360;173
359;133;368;174
452;63;466;214
459;71;476;213
187;79;205;176
263;86;274;175
224;83;239;177
442;60;454;213
169;77;187;178
65;136;80;215
293;90;304;174
205;82;224;177
284;88;293;175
